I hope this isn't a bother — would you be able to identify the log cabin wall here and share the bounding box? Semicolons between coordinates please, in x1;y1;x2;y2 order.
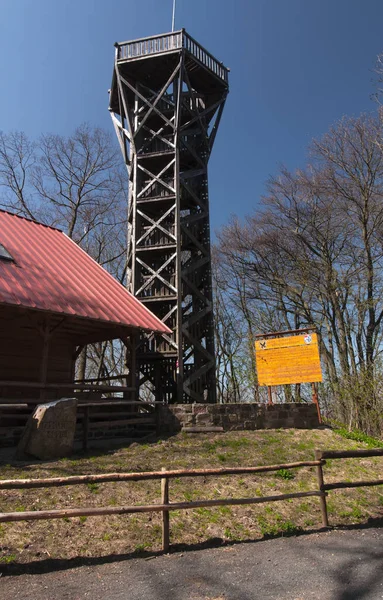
0;311;74;400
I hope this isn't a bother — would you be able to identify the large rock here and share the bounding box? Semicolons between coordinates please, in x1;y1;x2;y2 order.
16;398;77;460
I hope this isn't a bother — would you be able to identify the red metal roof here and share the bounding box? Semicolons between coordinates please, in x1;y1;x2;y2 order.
0;210;171;334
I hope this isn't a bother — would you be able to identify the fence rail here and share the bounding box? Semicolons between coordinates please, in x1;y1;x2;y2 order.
1;449;382;552
116;30;229;84
320;448;383;459
0;398;161;451
0;461;321;490
0;381;135;393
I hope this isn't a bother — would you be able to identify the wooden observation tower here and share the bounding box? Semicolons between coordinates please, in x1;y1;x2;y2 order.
109;30;229;403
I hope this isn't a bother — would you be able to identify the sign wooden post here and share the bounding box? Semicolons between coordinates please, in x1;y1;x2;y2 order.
311;383;321;424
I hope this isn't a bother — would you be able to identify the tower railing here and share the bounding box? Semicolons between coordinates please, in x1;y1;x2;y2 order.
116;30;229;84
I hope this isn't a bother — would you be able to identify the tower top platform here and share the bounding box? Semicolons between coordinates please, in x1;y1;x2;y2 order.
114;29;229;85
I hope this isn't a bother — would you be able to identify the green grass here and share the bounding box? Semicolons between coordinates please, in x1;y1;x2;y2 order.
275;468;295;480
134;542;150;552
333;427;383;448
1;427;383;564
0;554;17;564
87;482;100;494
256;515;302;538
202;437;251;452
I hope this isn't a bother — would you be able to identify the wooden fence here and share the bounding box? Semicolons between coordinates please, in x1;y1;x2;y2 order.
0;399;160;449
314;448;383;528
0;448;382;552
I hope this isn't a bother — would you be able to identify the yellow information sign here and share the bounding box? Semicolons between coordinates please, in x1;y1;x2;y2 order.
255;333;322;386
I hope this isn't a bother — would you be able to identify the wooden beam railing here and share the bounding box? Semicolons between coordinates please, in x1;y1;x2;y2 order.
0;461;321;490
78;401;159;451
1;449;382;553
315;448;383;527
0;396;161;450
117;31;183;61
74;375;129;383
182;31;229;83
116;30;229;84
0;381;135;393
0;459;323;552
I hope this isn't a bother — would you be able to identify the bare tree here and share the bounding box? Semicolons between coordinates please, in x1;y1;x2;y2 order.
215;113;383;433
0;124;129;381
212;250;244;402
33;124;124;243
0;131;37;219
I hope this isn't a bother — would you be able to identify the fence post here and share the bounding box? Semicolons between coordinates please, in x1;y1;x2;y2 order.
161;467;170;552
315;450;329;527
82;406;89;451
155;403;161;436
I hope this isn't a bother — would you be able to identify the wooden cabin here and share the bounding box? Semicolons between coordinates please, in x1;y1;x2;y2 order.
0;210;171;445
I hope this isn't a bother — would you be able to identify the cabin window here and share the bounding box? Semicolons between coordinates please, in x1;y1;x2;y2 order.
0;244;14;262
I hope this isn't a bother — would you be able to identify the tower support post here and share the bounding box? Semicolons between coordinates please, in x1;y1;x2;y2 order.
109;30;229;403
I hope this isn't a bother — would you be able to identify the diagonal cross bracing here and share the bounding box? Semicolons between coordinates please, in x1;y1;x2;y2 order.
110;31;228;403
136;203;177;245
136;252;178;295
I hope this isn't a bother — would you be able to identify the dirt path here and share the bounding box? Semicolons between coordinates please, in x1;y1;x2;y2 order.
1;527;383;599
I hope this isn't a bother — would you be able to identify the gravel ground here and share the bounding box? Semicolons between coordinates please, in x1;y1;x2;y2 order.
1;527;383;599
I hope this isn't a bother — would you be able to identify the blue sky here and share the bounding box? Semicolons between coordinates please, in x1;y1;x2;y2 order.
0;0;382;232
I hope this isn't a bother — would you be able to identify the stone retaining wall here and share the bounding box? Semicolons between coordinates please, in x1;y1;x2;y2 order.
0;403;319;448
157;402;319;433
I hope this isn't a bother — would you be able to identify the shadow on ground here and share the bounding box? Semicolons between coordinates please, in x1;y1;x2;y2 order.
0;433;173;470
2;517;382;579
289;521;383;600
